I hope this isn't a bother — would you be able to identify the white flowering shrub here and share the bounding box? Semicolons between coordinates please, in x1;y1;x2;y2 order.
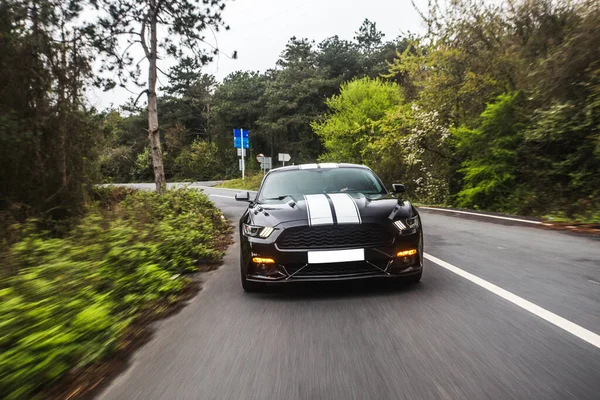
365;104;452;204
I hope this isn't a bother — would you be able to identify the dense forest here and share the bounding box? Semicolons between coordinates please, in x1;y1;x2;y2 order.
2;0;599;222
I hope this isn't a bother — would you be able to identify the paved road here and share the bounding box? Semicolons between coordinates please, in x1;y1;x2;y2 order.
98;185;600;400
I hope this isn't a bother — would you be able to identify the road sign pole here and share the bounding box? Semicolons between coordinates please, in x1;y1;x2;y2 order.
278;153;291;167
241;143;245;180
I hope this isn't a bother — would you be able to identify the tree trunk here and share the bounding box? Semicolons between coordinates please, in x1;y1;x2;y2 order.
206;103;212;143
58;23;68;190
147;1;167;194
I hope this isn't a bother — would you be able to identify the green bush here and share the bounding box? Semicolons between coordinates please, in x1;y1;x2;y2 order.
0;188;230;399
173;139;237;181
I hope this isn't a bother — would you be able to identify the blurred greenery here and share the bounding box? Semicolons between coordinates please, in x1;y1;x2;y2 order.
0;188;230;399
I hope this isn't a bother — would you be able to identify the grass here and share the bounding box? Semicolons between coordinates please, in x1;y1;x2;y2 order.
216;174;263;191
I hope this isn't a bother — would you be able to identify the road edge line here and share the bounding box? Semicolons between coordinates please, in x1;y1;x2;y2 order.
419;207;543;225
424;253;600;349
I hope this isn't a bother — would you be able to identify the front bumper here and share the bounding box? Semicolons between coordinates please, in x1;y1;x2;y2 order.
241;229;423;283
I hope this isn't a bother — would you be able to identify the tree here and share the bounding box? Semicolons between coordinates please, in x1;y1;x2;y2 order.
91;0;231;193
258;38;327;161
453;92;524;211
212;70;268;156
316;35;362;83
366;104;453;203
0;0;100;220
312;77;403;163
161;59;217;143
354;19;384;52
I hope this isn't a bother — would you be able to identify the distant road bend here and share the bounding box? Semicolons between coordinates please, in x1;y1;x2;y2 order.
98;184;600;400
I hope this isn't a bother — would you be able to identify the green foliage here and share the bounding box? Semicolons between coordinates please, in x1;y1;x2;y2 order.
354;19;385;52
5;0;592;220
312;76;455;204
216;174;264;191
454;92;524;210
0;1;100;220
380;0;600;218
133;147;154;182
174;140;236;181
97;19;410;182
367;105;453;204
313;77;403;163
0;188;229;399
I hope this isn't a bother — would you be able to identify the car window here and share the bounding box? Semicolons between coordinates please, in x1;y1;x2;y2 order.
258;168;385;200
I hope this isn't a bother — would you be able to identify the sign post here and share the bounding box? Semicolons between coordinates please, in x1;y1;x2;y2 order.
256;154;272;173
234;129;249;179
278;153;291;166
256;153;264;174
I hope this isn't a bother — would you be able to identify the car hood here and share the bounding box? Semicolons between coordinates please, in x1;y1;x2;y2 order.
248;193;415;227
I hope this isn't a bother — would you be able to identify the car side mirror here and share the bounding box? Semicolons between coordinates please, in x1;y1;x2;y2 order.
235;191;250;202
392;183;406;194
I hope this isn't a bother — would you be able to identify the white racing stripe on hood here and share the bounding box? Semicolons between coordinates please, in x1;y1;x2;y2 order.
328;193;361;224
304;194;334;226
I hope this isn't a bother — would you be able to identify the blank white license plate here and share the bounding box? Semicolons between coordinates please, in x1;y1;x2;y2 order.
307;248;365;264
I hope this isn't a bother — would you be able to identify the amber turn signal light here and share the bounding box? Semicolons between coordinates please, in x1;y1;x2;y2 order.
396;249;417;257
252;257;275;264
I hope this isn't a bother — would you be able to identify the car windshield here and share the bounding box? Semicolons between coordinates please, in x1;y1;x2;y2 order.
258;167;386;201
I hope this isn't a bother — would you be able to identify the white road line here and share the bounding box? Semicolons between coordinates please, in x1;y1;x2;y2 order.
424;253;600;349
209;194;236;199
419;207;543;224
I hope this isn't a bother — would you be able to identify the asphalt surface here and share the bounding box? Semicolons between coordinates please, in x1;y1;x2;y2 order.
97;185;600;400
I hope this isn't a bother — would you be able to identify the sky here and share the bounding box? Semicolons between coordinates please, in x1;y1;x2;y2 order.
88;0;428;109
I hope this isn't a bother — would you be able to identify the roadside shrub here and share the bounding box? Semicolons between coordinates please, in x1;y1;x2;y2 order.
216;174;264;191
0;188;230;399
98;145;136;183
132;147;154;182
173;139;236;181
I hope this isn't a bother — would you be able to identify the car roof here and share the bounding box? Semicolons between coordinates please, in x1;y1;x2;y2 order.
266;163;371;174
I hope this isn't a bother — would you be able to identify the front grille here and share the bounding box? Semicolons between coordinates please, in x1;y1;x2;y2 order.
277;224;392;249
284;261;387;278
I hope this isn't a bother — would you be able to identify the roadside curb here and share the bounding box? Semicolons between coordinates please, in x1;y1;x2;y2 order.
418;206;542;225
417;206;600;237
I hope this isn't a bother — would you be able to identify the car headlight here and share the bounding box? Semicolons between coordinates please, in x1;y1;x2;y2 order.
406;215;420;229
243;224;274;238
393;215;420;232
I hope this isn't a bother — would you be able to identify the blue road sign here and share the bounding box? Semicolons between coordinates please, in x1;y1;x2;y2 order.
233;129;249;149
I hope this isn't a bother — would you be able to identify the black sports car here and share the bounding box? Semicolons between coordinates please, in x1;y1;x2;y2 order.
235;163;423;292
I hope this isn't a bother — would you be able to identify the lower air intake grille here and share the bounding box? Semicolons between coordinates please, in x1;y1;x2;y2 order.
284;261;387;278
277;224;392;249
